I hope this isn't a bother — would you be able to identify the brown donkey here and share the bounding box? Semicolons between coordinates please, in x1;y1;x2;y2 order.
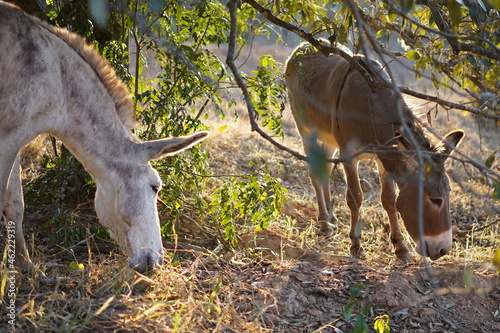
285;42;464;260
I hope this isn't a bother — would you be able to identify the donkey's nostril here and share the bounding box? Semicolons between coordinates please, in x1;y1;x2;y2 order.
429;243;450;260
129;251;162;274
145;253;162;273
144;254;158;274
439;246;449;257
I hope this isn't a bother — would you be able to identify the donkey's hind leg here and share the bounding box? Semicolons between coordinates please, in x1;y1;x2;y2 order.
4;156;32;272
302;136;337;236
318;144;338;233
342;159;364;257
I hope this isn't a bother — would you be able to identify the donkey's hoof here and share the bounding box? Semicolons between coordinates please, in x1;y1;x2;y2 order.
318;221;336;236
16;258;34;274
350;245;365;258
396;252;411;261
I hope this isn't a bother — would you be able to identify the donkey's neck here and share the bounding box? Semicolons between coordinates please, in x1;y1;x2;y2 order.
21;15;140;181
50;62;139;180
56;110;138;181
378;150;414;180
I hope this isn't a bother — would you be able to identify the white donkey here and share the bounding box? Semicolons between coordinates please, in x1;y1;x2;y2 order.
0;2;209;273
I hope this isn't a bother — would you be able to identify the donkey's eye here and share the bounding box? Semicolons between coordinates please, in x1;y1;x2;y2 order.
151;185;160;194
430;197;443;208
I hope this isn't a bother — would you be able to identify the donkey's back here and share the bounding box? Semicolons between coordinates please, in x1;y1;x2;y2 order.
285;43;412;159
0;4;74;146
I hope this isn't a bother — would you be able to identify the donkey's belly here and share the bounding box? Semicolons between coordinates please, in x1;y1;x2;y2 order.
318;126;376;162
317;128;340;149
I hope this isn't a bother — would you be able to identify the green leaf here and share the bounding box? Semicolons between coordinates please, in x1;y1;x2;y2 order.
487;0;500;10
485;67;500;86
311;19;323;33
344;302;354;320
397;0;416;14
492;249;500;266
433;41;444;50
335;27;348;45
406;50;420;60
485;151;497;169
453;61;464;79
69;261;84;269
388;12;397;23
350;282;365;299
493;180;500;201
467;55;477;67
288;3;302;12
447;0;462;26
352;315;370;333
305;134;329;185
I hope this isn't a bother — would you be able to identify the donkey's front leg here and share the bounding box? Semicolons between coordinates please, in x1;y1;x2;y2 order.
342;160;364;257
4;156;32;272
378;163;410;260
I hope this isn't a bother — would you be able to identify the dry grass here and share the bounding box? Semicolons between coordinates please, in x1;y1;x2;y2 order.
1;101;499;332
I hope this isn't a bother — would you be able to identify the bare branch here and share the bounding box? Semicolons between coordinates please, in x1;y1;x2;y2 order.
226;0;307;162
400;87;499;120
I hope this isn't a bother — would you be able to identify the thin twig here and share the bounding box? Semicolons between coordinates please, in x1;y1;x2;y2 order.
400;87;498;120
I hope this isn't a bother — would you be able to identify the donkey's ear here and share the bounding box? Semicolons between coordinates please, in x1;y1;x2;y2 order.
141;131;209;161
436;130;464;161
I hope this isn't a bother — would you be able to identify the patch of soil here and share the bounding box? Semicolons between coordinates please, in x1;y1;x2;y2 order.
237;256;500;332
233;230;500;332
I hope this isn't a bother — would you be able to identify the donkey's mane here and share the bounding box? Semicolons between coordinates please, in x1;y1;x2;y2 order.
391;93;434;153
347;48;434;153
33;16;136;130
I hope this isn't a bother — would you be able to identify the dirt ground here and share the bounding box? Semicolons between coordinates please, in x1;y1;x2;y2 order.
232;229;500;332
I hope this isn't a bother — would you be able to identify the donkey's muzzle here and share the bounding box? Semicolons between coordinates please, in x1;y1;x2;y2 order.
427;242;451;260
418;229;453;260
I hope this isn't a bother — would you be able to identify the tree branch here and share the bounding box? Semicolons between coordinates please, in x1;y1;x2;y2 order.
400;87;499;120
242;0;384;90
226;0;307;162
415;0;500;61
243;0;499;121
